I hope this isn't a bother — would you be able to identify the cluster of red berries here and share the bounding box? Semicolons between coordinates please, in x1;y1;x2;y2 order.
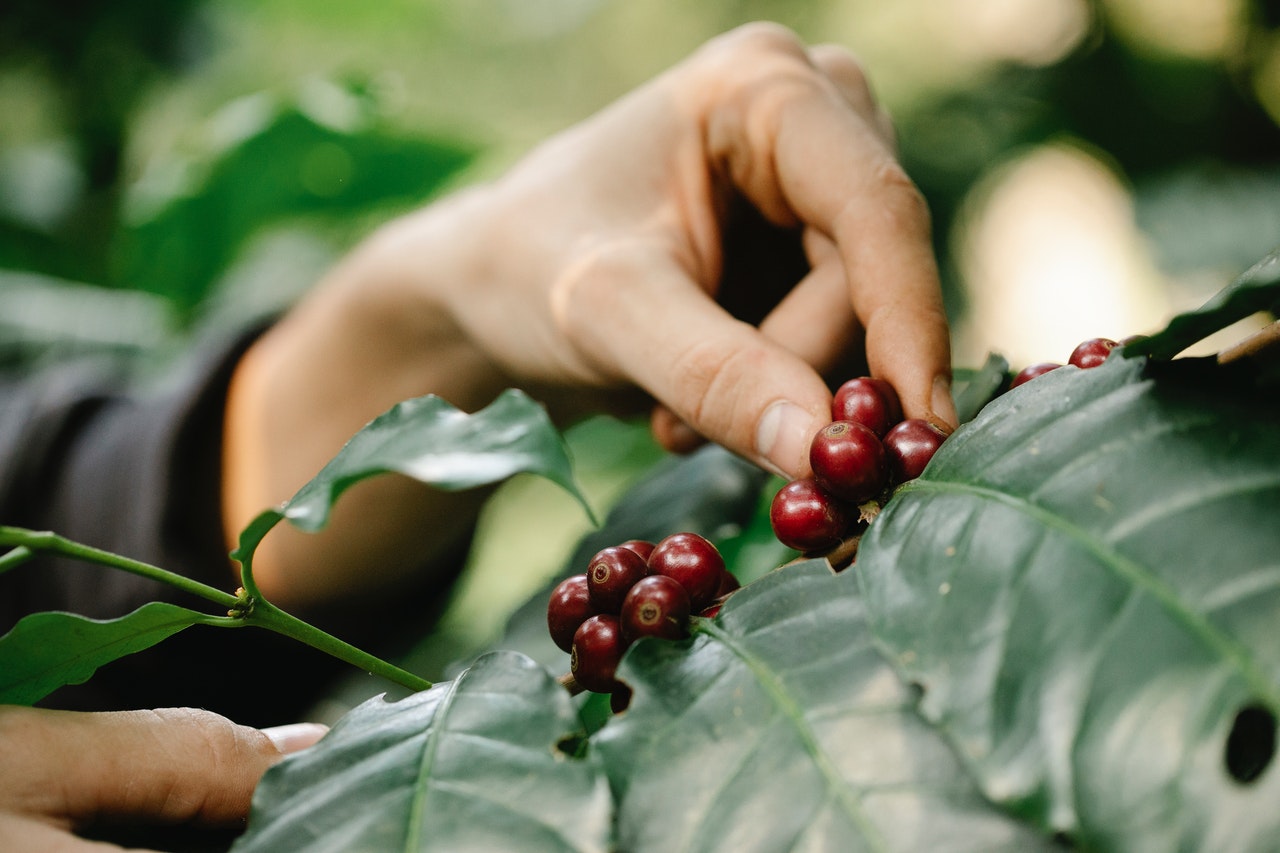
769;377;949;554
1009;336;1120;389
547;533;737;696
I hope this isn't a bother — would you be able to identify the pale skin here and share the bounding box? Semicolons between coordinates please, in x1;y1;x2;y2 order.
7;24;955;848
222;22;955;611
0;705;326;852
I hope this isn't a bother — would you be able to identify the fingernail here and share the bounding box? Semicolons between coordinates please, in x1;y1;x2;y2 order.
930;374;958;432
756;400;814;478
262;722;328;754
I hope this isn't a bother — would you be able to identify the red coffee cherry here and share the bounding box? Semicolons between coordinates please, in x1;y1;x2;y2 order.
547;574;595;653
716;570;740;597
1009;362;1061;389
571;614;627;694
831;377;902;437
621;575;691;642
883;419;947;484
809;421;888;503
586;545;650;613
648;532;725;612
1069;338;1118;369
769;477;852;552
619;539;656;562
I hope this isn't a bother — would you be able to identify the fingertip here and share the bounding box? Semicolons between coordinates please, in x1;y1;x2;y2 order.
755;399;825;479
650;405;708;455
262;722;329;756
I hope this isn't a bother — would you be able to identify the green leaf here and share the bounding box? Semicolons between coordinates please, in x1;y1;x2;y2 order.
0;602;217;705
952;352;1011;424
234;389;595;568
113;98;474;314
232;651;611;853
856;354;1280;850
595;561;1057;853
1124;246;1280;360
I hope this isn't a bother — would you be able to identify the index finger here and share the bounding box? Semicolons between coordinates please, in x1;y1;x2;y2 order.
695;25;955;428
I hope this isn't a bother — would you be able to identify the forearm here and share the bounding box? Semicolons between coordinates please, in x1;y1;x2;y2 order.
220;189;506;610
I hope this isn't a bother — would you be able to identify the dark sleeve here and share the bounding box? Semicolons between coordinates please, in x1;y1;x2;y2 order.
0;329;465;727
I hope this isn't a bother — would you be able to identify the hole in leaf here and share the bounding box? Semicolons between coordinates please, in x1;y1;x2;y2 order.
1225;703;1276;785
555;733;587;758
907;681;926;703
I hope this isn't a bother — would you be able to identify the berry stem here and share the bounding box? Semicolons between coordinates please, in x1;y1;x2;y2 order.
1218;319;1280;367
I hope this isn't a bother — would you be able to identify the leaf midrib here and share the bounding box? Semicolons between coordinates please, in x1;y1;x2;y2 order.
898;479;1280;710
696;620;891;852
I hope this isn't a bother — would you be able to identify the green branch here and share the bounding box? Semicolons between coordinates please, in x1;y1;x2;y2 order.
0;526;240;609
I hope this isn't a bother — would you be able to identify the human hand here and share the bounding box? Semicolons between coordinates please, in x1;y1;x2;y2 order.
223;22;953;604
0;705;325;851
402;21;954;473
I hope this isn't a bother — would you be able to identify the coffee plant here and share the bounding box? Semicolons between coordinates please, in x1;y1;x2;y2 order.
1;250;1278;851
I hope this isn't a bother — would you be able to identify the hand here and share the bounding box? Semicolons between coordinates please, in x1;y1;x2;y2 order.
222;22;953;606
0;705;325;852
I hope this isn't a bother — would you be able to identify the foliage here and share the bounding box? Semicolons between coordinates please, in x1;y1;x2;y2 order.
0;389;590;706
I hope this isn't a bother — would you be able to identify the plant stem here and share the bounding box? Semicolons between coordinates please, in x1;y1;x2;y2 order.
0;546;33;576
0;526;240;609
246;599;433;693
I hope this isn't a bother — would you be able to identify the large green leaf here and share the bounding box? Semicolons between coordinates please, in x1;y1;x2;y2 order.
232;651;611;853
113;94;474;314
1124;247;1280;361
595;561;1057;853
0;602;218;705
234;389;594;568
856;353;1280;851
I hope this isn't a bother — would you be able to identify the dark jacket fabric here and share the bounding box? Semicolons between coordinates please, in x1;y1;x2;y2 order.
0;329;460;727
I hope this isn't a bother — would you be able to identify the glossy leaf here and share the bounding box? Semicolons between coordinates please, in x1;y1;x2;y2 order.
234;389;594;568
232;651;611;853
1124;247;1280;360
595;560;1057;853
856;354;1280;850
0;602;217;705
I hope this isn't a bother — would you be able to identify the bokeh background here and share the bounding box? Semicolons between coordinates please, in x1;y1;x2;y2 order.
4;0;1279;682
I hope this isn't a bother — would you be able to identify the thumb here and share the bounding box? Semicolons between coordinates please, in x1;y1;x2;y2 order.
559;250;832;478
0;706;326;828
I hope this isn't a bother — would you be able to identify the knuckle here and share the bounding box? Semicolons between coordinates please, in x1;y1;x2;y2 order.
669;334;768;434
714;21;807;59
810;44;870;92
549;238;654;382
854;158;933;237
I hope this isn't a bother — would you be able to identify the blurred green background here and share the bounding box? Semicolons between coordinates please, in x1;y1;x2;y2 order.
3;0;1279;682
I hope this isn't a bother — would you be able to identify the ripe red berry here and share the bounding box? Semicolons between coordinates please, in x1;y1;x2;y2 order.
610;684;633;714
809;420;888;503
621;575;691;642
1069;338;1118;369
769;477;852;552
716;570;740;597
571;614;627;693
831;377;902;437
648;532;724;612
619;539;656;562
547;574;595;653
586;545;650;613
883;419;947;484
1009;362;1061;389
